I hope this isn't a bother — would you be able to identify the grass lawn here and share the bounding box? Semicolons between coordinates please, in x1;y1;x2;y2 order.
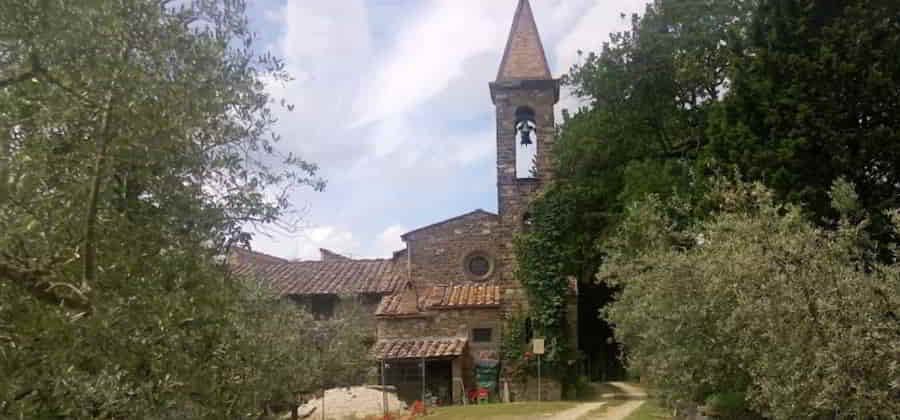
424;401;578;420
622;400;672;420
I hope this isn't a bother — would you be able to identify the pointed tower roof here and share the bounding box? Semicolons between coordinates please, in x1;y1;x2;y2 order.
496;0;552;81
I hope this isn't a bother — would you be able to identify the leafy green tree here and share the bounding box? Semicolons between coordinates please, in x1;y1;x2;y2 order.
515;0;750;368
601;179;900;419
517;0;900;390
706;0;900;238
0;1;366;418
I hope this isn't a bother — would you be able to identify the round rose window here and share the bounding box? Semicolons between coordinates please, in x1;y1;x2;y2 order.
464;252;493;280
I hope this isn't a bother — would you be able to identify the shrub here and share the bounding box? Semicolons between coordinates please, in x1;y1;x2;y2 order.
601;179;900;419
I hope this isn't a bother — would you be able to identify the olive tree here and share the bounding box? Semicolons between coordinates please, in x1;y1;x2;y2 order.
601;180;900;419
1;1;368;418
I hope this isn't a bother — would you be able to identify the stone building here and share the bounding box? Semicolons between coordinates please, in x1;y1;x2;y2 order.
232;0;576;405
230;247;402;325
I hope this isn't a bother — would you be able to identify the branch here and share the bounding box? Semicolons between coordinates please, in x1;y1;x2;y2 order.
0;68;36;89
82;45;131;287
0;260;91;312
37;70;101;108
82;91;114;287
0;54;40;89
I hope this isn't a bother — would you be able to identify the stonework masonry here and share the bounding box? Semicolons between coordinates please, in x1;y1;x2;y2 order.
403;210;501;293
490;79;560;317
376;307;503;400
368;0;571;403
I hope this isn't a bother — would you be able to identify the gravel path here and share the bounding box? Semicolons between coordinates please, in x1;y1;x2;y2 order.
546;382;647;420
577;400;645;420
546;402;607;420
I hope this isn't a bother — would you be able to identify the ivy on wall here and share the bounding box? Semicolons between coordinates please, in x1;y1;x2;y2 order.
513;186;590;368
500;311;530;380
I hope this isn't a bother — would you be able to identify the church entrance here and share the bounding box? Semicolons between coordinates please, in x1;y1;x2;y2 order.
578;281;626;381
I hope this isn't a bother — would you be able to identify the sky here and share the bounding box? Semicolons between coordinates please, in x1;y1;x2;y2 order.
245;0;650;261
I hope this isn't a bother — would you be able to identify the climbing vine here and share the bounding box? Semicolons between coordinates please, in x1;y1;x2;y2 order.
513;185;600;368
500;311;530;380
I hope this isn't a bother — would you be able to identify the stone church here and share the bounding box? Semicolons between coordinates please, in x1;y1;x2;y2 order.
232;0;576;405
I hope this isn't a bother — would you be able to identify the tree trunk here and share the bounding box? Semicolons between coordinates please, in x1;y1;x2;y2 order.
0;129;8;203
82;92;114;288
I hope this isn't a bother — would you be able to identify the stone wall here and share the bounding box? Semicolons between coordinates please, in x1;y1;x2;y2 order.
490;79;560;317
377;308;503;401
376;308;502;347
506;375;563;402
491;80;558;229
404;212;501;292
338;296;380;331
290;294;380;331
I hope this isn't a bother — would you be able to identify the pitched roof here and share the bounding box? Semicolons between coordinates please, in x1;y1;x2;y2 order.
496;0;552;81
373;337;468;360
230;247;290;265
426;284;502;309
400;209;498;240
320;248;351;262
376;283;426;317
231;252;402;296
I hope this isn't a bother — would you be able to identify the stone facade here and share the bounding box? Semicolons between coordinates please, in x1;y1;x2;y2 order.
372;0;572;404
490;79;559;316
375;307;502;402
403;210;501;292
236;0;577;405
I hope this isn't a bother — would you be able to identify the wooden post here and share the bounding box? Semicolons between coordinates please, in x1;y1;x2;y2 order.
421;357;426;410
537;354;541;402
381;360;388;416
532;338;545;402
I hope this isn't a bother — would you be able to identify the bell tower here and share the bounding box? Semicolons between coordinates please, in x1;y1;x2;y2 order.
490;0;559;231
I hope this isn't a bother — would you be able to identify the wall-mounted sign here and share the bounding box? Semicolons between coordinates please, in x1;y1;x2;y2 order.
532;338;545;355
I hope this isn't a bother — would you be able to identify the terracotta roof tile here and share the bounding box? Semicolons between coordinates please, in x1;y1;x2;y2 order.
231;251;402;296
229;248;290;265
426;284;502;309
376;284;425;317
373;337;468;360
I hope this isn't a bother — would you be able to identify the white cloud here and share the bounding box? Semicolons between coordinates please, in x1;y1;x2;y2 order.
278;0;371;66
553;1;646;74
249;224;363;261
263;0;375;171
248;0;652;261
372;225;408;257
249;223;411;261
352;1;510;127
298;226;362;260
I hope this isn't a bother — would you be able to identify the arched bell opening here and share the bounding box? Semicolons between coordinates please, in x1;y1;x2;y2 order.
514;106;538;179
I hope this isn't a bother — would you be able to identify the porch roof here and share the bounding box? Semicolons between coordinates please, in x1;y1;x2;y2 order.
372;337;467;360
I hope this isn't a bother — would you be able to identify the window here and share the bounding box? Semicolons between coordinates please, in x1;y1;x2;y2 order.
523;317;534;344
463;252;493;280
468;256;490;276
472;328;493;343
310;295;336;320
361;293;382;306
522;212;533;231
